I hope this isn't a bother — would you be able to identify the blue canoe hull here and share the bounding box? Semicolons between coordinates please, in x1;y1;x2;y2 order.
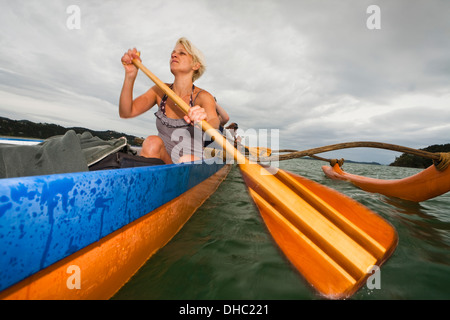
0;159;228;296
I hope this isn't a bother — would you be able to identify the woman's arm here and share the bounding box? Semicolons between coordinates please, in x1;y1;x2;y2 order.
119;48;158;118
119;85;158;119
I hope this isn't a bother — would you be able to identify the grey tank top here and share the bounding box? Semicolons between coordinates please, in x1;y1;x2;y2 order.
154;84;204;163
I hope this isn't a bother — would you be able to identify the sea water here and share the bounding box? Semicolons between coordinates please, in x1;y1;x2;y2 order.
112;159;450;300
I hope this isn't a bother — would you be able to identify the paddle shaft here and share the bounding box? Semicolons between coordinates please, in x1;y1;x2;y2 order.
132;58;247;164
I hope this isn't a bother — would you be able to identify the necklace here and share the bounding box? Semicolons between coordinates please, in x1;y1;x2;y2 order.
174;84;195;107
161;84;195;114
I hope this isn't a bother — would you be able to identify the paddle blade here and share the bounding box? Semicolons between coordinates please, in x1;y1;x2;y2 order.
240;165;398;299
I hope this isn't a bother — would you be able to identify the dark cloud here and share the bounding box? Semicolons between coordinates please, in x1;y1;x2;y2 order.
0;0;449;164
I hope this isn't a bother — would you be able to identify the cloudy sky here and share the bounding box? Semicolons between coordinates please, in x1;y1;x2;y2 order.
1;0;449;164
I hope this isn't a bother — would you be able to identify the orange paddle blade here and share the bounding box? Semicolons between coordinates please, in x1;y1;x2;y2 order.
241;165;398;299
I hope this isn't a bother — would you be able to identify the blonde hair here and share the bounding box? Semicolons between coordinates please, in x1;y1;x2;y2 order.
176;37;206;82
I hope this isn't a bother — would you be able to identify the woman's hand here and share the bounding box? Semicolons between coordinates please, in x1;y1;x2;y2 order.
184;105;207;125
121;48;141;78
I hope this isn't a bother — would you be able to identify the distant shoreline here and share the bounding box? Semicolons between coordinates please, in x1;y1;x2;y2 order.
300;156;382;166
0;116;144;146
1;116;447;168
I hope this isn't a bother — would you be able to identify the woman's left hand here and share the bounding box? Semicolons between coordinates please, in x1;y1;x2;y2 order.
184;105;207;125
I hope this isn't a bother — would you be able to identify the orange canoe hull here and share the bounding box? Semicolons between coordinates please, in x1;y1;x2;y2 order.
322;164;450;202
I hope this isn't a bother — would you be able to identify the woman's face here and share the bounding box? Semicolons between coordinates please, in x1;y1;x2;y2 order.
170;44;198;76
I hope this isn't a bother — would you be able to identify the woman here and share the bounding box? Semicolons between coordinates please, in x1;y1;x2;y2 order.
119;38;220;164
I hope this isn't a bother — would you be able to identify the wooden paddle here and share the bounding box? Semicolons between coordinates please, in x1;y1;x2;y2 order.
132;57;398;299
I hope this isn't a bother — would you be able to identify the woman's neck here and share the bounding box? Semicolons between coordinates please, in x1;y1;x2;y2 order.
172;74;194;97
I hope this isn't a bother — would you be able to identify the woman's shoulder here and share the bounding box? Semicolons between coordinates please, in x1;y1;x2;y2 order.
194;86;214;101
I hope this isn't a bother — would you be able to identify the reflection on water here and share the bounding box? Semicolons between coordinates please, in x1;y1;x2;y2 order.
113;159;450;300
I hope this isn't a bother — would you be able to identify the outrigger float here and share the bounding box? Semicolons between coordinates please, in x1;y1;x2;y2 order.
322;162;450;202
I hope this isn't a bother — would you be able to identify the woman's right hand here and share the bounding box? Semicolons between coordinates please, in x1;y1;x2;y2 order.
121;48;141;78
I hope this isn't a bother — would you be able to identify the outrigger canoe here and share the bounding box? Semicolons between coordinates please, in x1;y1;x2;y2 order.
322;163;450;202
0;137;230;299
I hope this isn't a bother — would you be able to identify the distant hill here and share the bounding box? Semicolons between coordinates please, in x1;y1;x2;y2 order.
344;159;381;166
2;116;446;168
0;116;144;146
389;144;450;168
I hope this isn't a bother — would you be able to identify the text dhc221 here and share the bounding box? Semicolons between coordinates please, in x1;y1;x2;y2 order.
179;304;269;317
